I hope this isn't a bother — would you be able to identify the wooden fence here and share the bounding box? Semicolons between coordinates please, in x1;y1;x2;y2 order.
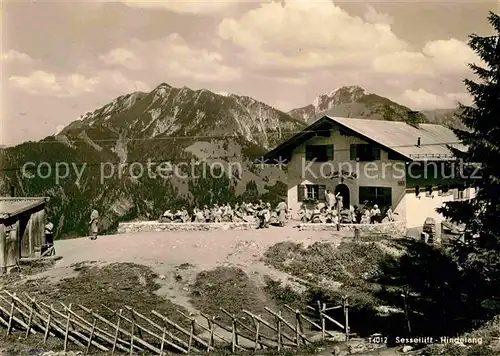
0;290;352;354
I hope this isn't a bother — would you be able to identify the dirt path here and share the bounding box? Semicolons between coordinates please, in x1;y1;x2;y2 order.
53;226;346;274
49;225;347;302
36;226;347;348
50;228;341;305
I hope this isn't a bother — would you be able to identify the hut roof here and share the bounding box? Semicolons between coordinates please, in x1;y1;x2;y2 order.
0;197;49;219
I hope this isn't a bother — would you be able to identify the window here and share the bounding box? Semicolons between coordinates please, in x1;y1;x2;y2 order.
350;144;381;161
307;185;319;200
305;145;333;162
415;186;420;197
359;187;392;207
297;184;326;202
425;185;433;197
388;151;400;160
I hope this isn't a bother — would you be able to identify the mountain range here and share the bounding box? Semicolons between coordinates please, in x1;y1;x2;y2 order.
288;85;461;127
0;83;462;237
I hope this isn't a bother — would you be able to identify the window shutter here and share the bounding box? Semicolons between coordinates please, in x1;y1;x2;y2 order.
372;147;381;160
305;146;313;161
318;185;326;201
326;145;334;161
350;144;357;161
297;184;305;201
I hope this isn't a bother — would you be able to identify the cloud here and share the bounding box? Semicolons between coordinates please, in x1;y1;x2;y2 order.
99;48;143;70
1;50;34;64
399;88;473;110
422;39;479;75
219;2;480;75
116;0;246;14
9;70;150;97
9;71;95;97
218;1;408;71
99;33;241;82
364;5;393;26
217;0;480;105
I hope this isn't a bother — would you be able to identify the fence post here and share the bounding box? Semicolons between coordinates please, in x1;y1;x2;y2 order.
112;309;122;355
402;291;412;334
6;294;16;335
44;304;53;343
277;311;282;352
86;313;97;354
159;326;167;356
188;318;195;354
63;303;72;352
323;303;327;340
253;316;260;352
295;310;300;347
25;297;36;339
343;297;350;341
130;310;143;339
231;314;237;353
317;301;325;341
207;317;215;353
129;314;135;356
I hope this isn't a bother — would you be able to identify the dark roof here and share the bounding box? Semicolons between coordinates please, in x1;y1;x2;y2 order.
0;197;49;219
263;116;466;162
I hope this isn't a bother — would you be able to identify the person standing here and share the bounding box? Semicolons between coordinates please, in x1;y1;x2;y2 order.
275;200;288;227
257;203;268;229
337;195;343;212
370;204;381;224
325;189;332;208
44;220;54;247
203;205;211;222
89;209;99;240
325;190;336;209
212;204;222;223
264;202;272;227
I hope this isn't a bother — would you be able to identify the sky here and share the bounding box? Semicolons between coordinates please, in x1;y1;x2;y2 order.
1;0;497;146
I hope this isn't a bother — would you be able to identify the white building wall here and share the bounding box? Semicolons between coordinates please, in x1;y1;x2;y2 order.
405;190;455;229
286;130;407;220
405;187;476;237
284;127;478;234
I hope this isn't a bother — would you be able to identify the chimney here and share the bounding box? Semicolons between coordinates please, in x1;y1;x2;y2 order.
10;185;15;197
417;137;421;147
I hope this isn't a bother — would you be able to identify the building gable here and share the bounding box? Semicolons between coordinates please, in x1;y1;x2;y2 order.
264;116;408;162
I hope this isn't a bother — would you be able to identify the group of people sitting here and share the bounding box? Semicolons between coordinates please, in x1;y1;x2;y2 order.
159;195;396;227
298;201;395;224
159;200;290;228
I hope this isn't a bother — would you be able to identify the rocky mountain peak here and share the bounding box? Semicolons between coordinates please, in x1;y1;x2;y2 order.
54;82;306;155
312;85;367;112
154;82;172;90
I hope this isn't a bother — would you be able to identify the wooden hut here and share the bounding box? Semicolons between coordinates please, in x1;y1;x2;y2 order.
0;197;49;273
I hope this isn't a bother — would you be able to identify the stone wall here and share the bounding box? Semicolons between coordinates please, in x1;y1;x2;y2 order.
297;221;406;237
117;221;257;234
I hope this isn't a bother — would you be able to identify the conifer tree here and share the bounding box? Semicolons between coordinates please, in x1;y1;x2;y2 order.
438;11;500;312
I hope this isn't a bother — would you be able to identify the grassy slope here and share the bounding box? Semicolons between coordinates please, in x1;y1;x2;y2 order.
0;262;192;353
